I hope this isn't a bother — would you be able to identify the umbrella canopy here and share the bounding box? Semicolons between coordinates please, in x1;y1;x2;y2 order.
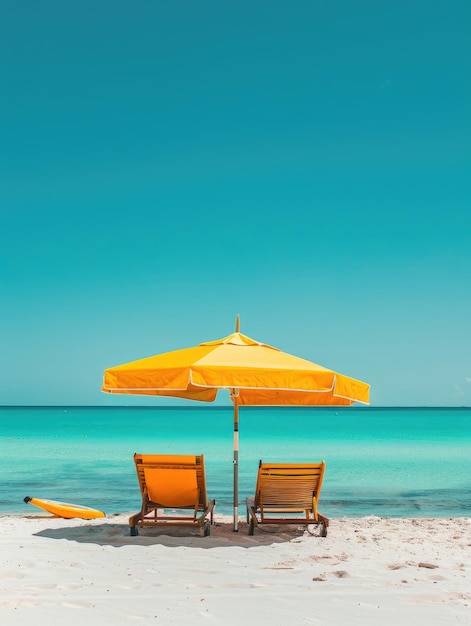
102;317;370;529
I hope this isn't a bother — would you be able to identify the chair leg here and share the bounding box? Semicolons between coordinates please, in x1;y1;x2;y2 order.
130;525;139;537
248;519;255;536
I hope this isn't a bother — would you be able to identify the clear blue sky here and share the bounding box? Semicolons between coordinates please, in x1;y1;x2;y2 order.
1;1;470;406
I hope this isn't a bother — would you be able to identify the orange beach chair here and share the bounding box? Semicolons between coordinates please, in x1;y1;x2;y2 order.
246;460;329;536
129;454;216;537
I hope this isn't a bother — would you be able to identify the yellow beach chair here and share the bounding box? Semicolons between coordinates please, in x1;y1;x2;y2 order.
129;454;216;537
246;460;329;537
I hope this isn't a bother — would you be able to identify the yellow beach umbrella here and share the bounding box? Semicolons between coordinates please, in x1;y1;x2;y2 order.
102;316;370;530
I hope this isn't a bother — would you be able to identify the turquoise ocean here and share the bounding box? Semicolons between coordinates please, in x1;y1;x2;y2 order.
1;406;470;518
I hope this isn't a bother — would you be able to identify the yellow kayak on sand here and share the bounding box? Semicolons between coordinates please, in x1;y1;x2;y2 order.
24;496;106;519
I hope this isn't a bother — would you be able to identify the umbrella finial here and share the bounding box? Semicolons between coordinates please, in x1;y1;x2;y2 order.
235;314;240;332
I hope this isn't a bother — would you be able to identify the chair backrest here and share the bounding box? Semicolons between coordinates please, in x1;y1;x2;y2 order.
134;454;209;509
254;461;326;510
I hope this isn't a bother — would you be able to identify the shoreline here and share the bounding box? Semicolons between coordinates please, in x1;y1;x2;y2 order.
1;514;469;625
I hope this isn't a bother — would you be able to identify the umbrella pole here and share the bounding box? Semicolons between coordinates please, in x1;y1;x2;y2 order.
232;314;241;532
232;396;239;532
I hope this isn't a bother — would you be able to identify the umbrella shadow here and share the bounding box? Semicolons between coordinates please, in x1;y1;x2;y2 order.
32;517;312;549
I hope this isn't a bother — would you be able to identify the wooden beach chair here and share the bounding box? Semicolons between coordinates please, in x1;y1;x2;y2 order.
129;454;216;537
245;461;329;537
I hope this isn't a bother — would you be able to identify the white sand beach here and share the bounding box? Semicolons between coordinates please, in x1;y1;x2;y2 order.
1;514;469;625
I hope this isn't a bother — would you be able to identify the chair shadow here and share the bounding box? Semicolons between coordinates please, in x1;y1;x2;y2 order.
32;516;310;549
